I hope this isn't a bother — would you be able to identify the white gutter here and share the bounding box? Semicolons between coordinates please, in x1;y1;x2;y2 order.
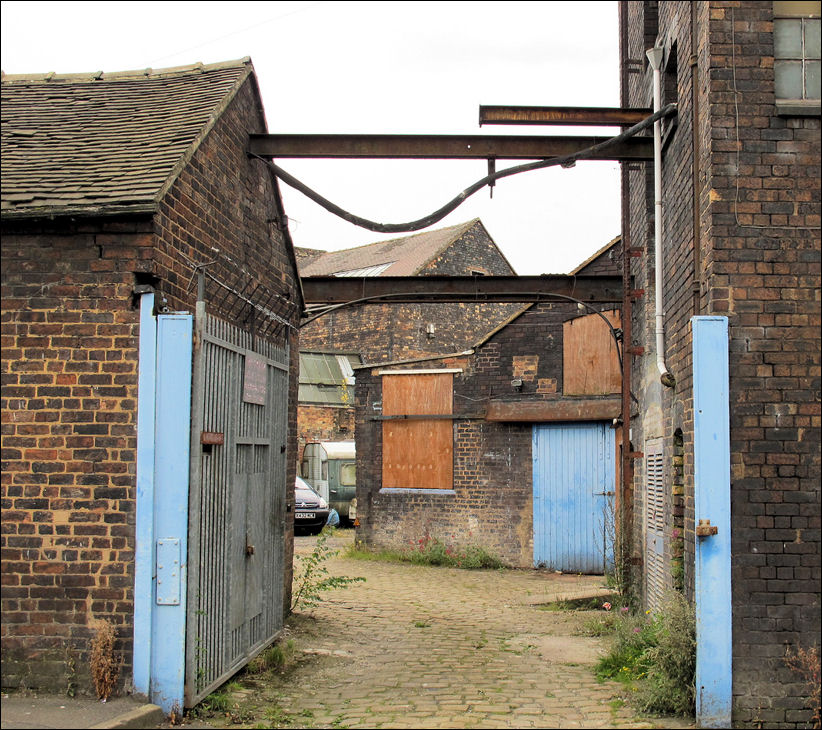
646;47;676;388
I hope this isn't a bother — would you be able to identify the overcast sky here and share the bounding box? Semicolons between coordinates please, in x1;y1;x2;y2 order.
1;1;623;275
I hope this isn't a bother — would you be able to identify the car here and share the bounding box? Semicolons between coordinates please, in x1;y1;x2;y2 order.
294;476;331;535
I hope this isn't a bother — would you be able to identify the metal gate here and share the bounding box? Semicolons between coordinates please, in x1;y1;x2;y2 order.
532;422;615;573
184;303;289;706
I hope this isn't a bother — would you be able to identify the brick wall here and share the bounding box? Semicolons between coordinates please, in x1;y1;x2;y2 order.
622;2;821;726
296;405;355;464
355;301;621;568
1;220;152;692
298;221;522;364
1;75;301;693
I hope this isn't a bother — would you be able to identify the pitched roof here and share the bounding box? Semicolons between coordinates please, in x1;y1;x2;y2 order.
1;59;254;219
297;219;485;277
568;234;621;275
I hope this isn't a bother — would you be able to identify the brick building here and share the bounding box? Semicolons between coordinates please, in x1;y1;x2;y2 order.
1;60;302;707
298;219;522;363
353;241;623;569
297;219;524;462
620;2;820;726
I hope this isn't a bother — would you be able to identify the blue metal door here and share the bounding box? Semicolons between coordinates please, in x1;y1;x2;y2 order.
533;422;615;573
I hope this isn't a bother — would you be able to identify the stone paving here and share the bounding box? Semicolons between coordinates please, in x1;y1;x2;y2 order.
200;530;694;730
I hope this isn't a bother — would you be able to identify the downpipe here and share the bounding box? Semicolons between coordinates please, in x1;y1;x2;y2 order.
647;47;676;389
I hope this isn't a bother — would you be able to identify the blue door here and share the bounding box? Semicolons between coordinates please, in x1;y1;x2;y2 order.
533;422;615;573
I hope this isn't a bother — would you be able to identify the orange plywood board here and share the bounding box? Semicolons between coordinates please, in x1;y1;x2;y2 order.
563;310;622;396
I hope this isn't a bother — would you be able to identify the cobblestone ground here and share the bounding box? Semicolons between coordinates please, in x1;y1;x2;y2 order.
197;529;694;730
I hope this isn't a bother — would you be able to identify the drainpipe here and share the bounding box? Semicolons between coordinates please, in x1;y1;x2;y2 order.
646;47;676;388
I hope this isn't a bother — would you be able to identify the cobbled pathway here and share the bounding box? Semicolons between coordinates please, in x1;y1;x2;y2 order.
201;530;694;730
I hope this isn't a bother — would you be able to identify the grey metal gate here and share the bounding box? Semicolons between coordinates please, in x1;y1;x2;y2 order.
185;303;289;706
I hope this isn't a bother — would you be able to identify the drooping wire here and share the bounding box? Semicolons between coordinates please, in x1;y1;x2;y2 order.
250;104;677;234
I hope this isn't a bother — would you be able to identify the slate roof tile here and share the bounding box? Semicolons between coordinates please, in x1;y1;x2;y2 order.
298;219;484;277
1;58;253;219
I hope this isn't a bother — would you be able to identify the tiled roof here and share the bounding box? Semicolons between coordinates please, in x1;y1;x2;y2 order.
1;59;253;219
298;219;482;277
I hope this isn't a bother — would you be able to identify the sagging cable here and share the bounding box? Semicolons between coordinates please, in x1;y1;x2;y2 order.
250;104;677;234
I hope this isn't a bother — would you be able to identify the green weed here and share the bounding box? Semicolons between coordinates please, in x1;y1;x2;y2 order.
292;529;365;613
346;535;505;570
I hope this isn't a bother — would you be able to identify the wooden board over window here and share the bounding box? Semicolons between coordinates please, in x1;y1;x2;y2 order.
382;372;453;490
563;310;622;396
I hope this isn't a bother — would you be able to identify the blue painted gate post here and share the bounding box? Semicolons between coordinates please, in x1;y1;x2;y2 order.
692;316;732;728
150;313;193;715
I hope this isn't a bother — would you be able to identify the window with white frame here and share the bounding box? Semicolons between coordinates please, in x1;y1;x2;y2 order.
774;1;821;106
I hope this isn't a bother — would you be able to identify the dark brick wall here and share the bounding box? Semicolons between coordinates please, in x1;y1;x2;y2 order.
621;2;821;726
1;220;152;693
355;301;621;568
1;75;301;693
298;221;522;364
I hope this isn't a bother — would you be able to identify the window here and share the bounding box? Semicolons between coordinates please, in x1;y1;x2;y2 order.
380;371;455;490
340;462;356;486
774;1;821;109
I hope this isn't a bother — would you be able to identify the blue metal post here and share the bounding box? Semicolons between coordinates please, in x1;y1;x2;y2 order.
692;316;732;728
133;292;156;697
150;314;193;715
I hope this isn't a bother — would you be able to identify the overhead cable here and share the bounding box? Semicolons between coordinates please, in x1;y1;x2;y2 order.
251;103;677;234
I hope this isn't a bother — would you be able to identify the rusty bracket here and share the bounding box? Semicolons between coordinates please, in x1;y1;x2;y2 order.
696;519;718;537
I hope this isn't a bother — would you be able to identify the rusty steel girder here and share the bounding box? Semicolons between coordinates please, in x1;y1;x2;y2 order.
301;275;622;308
478;105;652;127
248;133;653;161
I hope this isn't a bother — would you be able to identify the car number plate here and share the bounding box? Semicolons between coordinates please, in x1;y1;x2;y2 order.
296;513;315;519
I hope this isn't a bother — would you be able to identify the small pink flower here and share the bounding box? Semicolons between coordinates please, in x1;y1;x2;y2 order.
672;528;680;539
633;627;641;633
603;602;612;611
620;606;630;613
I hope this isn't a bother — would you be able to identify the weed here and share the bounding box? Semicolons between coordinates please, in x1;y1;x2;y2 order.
784;644;821;729
413;620;430;628
346;535;505;570
201;689;231;713
249;639;296;673
89;619;120;701
596;591;695;718
292;529;365;613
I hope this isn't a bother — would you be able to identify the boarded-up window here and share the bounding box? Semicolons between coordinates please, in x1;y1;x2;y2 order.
563;310;621;395
382;372;453;490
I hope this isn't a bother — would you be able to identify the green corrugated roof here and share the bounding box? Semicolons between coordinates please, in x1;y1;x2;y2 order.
298;352;362;406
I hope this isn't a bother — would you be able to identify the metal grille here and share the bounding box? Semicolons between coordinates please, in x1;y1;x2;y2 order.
185;308;289;706
645;439;665;612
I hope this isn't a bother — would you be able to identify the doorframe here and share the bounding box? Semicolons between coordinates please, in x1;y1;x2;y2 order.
133;296;193;714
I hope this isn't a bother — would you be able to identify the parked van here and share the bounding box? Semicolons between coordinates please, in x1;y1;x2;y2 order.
301;441;356;522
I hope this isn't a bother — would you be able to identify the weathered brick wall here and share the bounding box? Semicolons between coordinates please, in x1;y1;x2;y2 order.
154;74;301;625
355;302;620;568
298;221;522;364
296;405;355;464
1;75;302;693
622;2;821;726
1;219;153;693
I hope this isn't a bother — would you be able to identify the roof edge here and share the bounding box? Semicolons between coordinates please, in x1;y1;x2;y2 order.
568;234;621;275
1;58;253;84
153;58;255;205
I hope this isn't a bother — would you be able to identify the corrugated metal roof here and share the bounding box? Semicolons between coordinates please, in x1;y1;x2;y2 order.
1;59;253;219
299;352;362;405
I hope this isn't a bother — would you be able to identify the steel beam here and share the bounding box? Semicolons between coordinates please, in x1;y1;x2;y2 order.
486;398;622;422
479;105;652;127
301;275;623;307
249;134;652;161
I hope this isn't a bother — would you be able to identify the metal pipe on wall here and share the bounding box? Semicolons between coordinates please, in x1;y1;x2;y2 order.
646;47;676;388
